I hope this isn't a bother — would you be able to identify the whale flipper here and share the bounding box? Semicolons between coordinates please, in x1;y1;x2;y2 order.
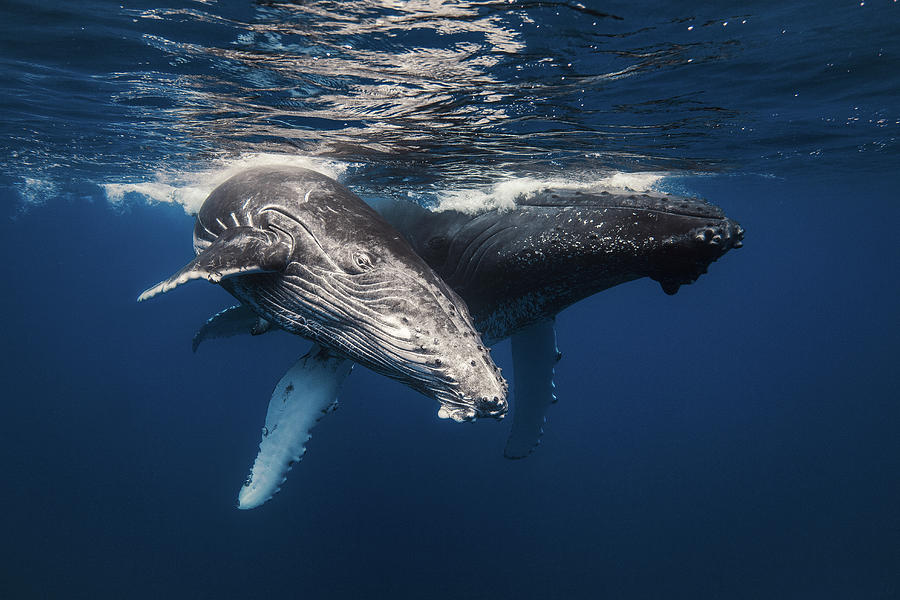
504;320;560;459
238;345;353;510
138;227;290;301
192;305;273;352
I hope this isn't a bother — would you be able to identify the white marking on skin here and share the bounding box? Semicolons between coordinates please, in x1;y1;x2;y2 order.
216;217;227;229
231;212;240;227
304;189;312;203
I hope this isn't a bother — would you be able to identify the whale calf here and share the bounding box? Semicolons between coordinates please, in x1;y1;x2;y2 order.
139;167;507;508
194;169;743;506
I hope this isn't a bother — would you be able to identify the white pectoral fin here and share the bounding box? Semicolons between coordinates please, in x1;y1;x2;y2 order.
504;319;560;460
137;227;290;302
237;345;353;510
192;305;272;352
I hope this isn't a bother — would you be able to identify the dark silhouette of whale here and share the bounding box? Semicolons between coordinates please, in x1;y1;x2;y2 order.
194;168;743;507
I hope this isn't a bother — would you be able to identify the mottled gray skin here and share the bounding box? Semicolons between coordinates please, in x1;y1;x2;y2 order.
149;167;507;422
376;188;743;344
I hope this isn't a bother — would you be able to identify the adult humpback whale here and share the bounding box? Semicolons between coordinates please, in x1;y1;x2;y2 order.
375;187;744;344
375;188;743;457
139;167;508;507
196;167;743;508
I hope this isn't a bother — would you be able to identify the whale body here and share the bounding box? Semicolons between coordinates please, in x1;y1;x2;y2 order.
375;187;743;457
139;167;508;508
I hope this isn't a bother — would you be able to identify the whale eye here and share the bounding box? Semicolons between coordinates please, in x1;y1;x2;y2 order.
426;235;448;251
353;251;374;271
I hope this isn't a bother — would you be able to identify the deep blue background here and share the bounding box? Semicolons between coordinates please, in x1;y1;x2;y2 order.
2;172;898;598
1;0;899;598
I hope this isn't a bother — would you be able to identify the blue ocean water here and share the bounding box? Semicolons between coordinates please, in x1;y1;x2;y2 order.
1;1;898;598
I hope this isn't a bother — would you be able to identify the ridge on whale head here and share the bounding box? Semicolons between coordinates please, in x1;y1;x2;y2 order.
139;166;507;422
377;186;744;343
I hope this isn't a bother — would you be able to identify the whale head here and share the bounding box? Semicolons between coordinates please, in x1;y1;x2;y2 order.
561;189;746;296
377;186;743;342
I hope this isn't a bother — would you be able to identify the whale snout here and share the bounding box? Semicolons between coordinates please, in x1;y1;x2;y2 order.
475;394;506;416
651;216;744;295
433;353;508;422
358;267;509;423
434;364;509;422
691;218;744;250
437;393;507;422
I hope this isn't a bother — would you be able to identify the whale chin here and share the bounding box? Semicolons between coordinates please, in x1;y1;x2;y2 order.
224;259;509;421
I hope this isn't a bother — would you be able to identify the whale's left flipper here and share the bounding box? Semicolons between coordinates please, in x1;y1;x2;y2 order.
238;345;353;510
504;320;560;459
138;227;291;301
192;305;273;352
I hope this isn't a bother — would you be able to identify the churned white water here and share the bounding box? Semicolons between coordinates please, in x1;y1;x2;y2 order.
102;153;355;214
431;171;667;214
99;151;668;216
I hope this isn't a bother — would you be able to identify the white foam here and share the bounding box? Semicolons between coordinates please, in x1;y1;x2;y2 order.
432;171;667;214
18;178;60;207
102;153;355;214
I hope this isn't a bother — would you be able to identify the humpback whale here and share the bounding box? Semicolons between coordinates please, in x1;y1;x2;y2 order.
194;169;744;507
375;188;744;344
375;188;743;457
138;167;508;508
